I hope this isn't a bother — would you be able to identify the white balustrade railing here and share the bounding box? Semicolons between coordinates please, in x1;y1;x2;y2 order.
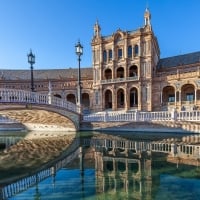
83;111;137;122
0;88;79;113
177;111;200;121
83;110;200;122
0;116;17;123
100;76;138;84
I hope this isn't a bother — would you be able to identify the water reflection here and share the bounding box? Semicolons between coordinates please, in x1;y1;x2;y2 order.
0;131;200;200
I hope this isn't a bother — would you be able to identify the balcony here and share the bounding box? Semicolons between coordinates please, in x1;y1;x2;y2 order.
100;76;138;84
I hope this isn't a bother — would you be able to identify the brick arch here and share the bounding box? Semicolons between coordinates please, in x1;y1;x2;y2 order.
0;104;79;131
116;66;124;78
129;65;138;77
181;83;195;102
104;68;112;79
66;93;76;104
116;88;125;109
82;92;90;108
104;89;113;109
129;87;138;109
162;85;175;105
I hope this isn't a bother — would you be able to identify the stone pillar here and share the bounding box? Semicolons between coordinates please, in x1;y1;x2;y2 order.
135;110;139;121
125;85;128;111
138;84;142;110
170;143;177;157
195;88;197;104
48;81;52;105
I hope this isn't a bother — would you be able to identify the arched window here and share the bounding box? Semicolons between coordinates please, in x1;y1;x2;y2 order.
105;90;112;109
128;45;132;58
129;65;138;77
117;67;124;78
105;69;112;79
117;89;125;108
103;50;107;62
82;93;90;108
134;45;139;56
67;94;76;104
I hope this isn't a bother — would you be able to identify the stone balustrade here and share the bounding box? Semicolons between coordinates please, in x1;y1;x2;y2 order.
0;88;80;114
83;110;200;122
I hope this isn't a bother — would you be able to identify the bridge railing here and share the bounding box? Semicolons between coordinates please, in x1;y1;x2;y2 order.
83;110;172;122
177;110;200;121
0;88;80;114
83;110;200;122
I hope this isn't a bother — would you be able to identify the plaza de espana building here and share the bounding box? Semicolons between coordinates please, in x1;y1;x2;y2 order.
1;9;200;113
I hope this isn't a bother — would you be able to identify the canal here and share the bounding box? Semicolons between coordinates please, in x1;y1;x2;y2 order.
0;130;200;200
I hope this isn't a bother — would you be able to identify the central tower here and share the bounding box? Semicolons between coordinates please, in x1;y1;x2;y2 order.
91;8;160;112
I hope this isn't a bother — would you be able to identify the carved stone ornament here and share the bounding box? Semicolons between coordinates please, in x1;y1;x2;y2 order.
195;79;200;87
175;82;182;90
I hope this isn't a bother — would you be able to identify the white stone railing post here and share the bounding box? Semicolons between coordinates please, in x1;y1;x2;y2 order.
171;108;177;121
135;110;139;121
104;111;108;122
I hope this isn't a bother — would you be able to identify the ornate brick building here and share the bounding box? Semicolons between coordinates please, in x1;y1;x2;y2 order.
1;8;200;113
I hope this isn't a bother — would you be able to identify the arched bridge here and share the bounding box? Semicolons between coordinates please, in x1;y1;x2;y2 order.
0;88;81;130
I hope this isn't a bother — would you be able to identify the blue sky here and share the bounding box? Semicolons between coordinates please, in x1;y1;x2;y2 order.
0;0;200;69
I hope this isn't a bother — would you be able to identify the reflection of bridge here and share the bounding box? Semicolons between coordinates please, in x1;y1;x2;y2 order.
0;138;81;200
83;136;200;161
0;88;80;130
0;136;23;149
1;136;200;199
84;137;200;198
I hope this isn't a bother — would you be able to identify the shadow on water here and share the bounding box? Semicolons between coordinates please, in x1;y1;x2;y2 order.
0;130;200;200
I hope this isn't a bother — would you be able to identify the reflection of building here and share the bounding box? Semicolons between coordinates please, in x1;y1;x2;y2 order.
1;9;200;113
94;142;152;199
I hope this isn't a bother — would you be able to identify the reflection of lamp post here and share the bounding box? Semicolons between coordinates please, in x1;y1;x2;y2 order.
75;40;83;112
27;49;35;92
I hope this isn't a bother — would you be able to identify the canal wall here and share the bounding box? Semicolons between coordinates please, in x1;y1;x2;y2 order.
80;121;200;133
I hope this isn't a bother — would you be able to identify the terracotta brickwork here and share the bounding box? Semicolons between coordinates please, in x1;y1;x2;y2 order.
0;9;200;113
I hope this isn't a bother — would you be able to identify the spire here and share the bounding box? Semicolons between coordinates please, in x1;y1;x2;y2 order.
94;19;101;38
144;7;151;27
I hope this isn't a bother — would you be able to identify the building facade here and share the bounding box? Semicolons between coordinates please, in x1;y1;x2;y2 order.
1;9;200;113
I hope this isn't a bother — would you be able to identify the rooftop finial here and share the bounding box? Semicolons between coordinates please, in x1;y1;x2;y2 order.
94;19;101;38
144;6;151;27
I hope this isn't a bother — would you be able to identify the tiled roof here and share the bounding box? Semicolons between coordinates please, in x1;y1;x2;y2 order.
0;67;93;81
157;51;200;69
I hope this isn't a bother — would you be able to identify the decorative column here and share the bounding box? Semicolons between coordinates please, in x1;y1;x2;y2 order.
48;81;52;105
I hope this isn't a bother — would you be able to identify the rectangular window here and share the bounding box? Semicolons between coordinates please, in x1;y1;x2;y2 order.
186;93;194;101
103;50;107;62
128;46;132;58
118;48;122;59
168;95;175;102
109;49;112;60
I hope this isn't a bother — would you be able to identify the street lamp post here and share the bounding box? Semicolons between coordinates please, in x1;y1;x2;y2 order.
27;49;35;92
75;41;83;112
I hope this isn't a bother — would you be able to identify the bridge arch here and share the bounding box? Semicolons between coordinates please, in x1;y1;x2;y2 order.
0;88;80;130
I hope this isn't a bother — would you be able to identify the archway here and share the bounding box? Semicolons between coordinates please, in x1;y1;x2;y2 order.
130;87;138;108
66;94;76;104
162;86;175;105
116;67;124;78
117;88;125;109
105;90;112;109
82;93;90;108
129;65;138;77
181;84;195;102
104;69;112;79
